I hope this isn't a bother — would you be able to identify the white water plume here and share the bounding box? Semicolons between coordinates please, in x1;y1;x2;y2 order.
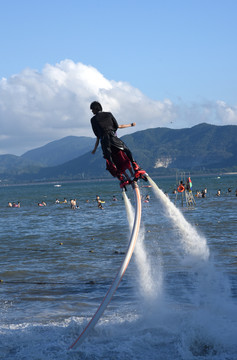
148;176;210;262
122;191;134;232
123;191;161;300
135;224;161;300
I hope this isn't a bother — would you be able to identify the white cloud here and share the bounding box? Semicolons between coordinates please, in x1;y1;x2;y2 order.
216;100;237;124
0;59;237;155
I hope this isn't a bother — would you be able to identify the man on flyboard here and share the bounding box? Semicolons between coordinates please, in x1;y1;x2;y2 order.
90;101;147;188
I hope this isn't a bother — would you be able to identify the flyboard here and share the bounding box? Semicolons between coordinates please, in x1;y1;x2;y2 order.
69;181;142;349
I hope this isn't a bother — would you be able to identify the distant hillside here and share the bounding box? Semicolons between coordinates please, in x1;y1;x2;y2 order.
0;136;95;176
0;154;41;176
21;136;95;166
1;123;237;183
122;123;237;171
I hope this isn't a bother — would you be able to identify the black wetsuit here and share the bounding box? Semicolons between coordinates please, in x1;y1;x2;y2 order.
91;111;134;165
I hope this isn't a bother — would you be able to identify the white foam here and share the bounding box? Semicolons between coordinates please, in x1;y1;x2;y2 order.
123;191;162;301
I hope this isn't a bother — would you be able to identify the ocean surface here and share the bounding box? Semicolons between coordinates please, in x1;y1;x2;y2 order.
0;174;236;360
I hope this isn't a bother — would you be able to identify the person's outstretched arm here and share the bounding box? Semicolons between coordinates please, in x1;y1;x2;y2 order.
118;122;136;129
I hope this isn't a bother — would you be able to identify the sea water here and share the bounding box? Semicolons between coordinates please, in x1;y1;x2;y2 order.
0;175;236;359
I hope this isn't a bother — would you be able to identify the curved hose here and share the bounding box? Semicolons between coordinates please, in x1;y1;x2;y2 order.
69;182;142;349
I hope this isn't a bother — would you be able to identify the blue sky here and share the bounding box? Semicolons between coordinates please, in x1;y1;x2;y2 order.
1;0;237;155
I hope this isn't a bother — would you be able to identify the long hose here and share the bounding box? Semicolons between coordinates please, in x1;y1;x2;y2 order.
69;182;142;349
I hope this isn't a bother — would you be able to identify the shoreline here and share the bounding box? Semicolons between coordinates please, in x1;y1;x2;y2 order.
0;171;236;188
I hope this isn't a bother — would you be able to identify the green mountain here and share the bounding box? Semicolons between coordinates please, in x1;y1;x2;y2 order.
122;123;237;171
0;136;95;177
1;123;237;183
21;136;95;166
0;154;41;176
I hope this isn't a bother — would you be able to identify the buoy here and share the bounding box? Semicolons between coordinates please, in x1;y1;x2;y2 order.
177;184;185;192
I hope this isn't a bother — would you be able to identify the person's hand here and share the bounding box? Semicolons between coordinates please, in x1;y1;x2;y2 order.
131;122;136;127
92;149;96;154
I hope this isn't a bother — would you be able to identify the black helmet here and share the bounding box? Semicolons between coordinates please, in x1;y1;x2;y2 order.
90;101;102;112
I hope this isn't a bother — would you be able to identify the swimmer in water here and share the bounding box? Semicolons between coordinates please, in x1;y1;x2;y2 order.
70;199;77;209
145;194;150;202
96;195;104;209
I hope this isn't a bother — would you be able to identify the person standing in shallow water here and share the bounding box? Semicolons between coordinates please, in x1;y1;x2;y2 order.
90;101;145;182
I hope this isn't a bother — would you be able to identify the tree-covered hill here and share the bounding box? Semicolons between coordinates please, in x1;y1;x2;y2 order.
1;123;236;183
